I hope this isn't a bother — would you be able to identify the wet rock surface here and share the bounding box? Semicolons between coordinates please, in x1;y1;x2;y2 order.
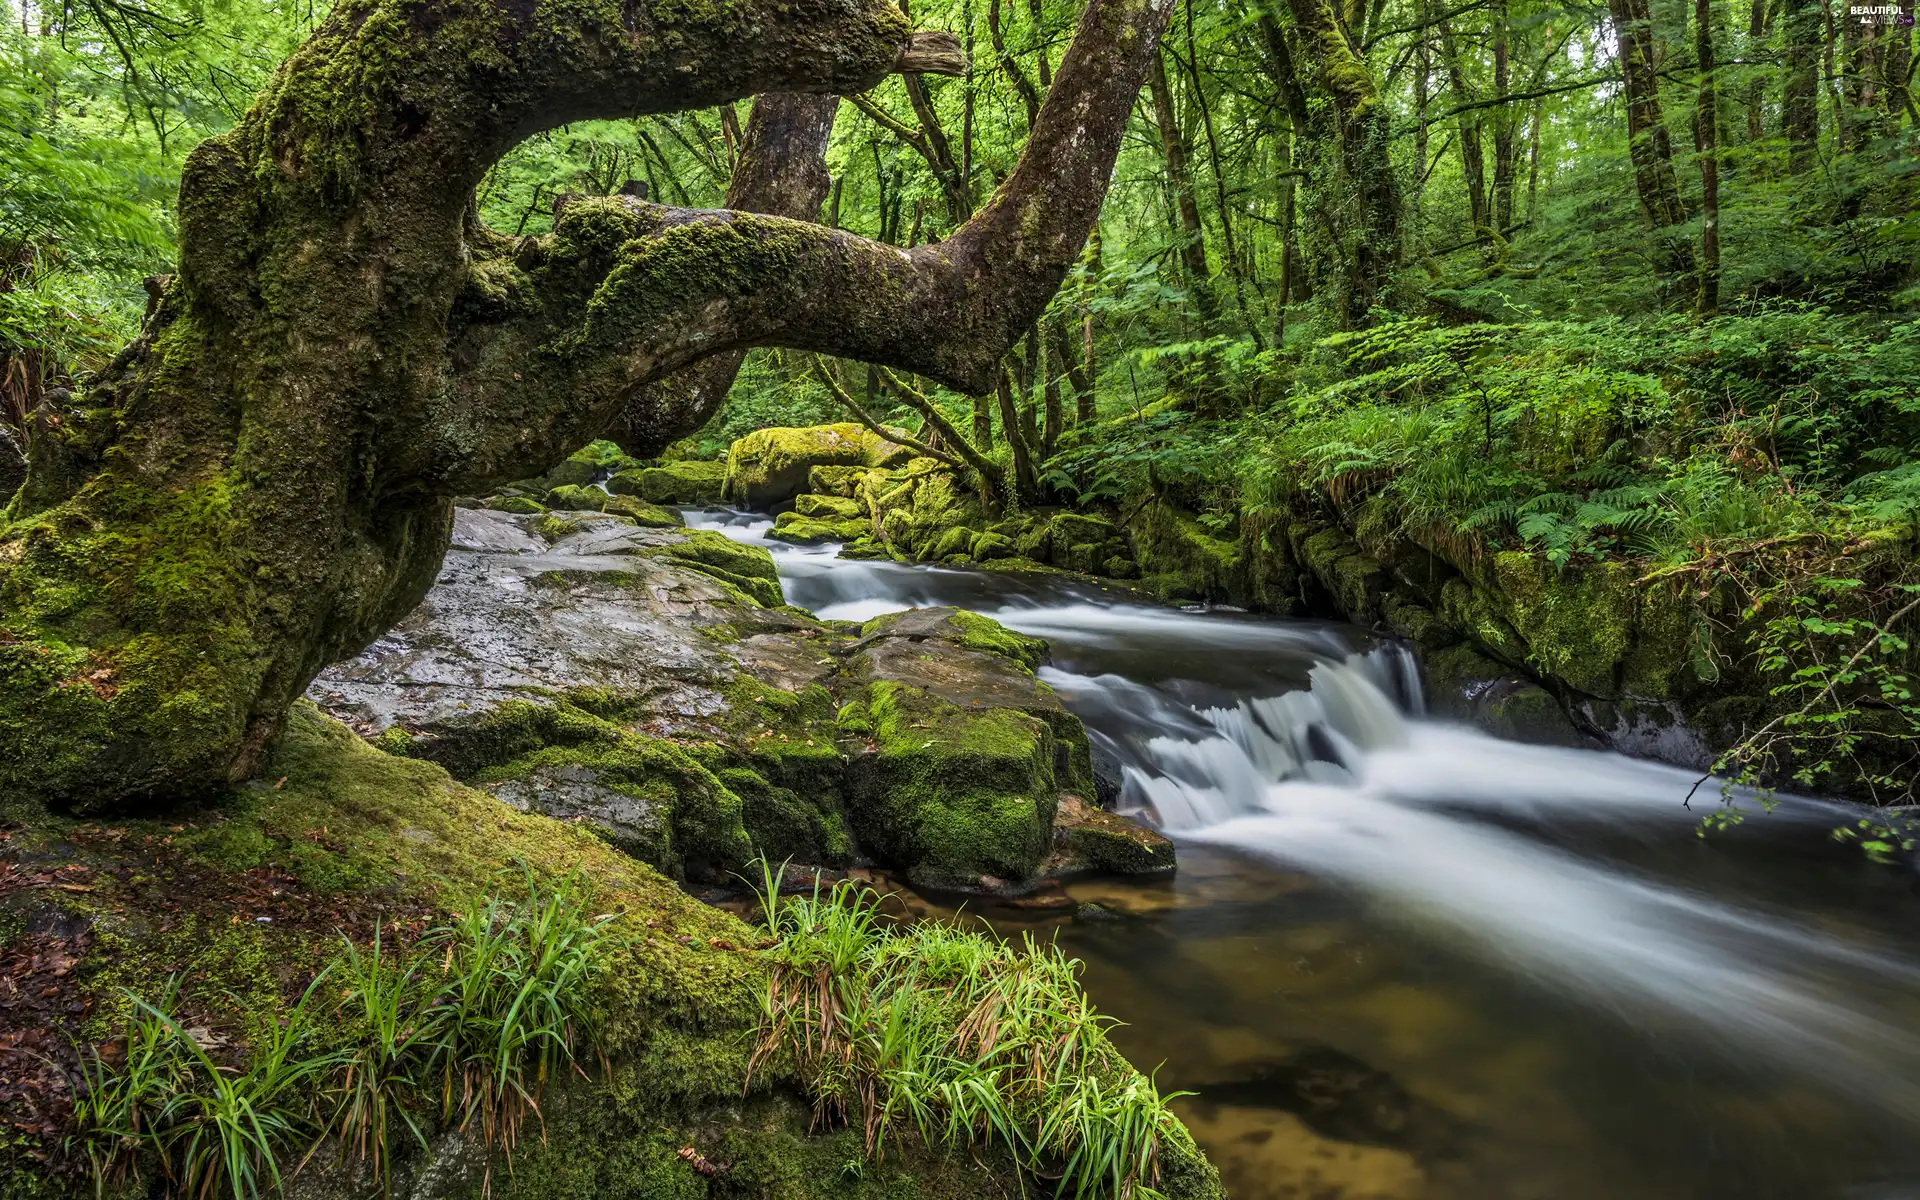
311;507;1168;887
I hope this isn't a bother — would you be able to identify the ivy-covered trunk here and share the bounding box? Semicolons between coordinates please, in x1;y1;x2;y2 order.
0;0;1177;811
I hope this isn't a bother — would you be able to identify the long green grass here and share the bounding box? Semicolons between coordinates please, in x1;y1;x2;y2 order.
745;858;1190;1200
68;869;619;1200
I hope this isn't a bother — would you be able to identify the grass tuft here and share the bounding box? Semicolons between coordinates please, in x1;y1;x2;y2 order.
744;858;1189;1199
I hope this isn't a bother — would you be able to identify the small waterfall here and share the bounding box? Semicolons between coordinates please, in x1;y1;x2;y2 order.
1042;647;1419;831
689;505;1920;1134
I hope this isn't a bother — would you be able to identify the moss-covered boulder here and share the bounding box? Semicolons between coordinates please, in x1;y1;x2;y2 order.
600;493;684;526
807;463;866;496
723;424;914;508
834;609;1090;884
1049;793;1176;875
606;458;726;506
769;510;867;544
794;492;862;520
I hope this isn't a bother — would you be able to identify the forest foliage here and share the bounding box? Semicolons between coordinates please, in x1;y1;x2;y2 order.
2;0;1917;801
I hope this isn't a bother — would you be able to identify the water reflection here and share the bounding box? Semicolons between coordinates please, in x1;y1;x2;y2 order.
688;507;1920;1200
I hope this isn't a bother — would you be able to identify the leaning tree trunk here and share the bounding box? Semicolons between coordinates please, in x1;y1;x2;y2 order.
608;92;843;456
0;0;1177;811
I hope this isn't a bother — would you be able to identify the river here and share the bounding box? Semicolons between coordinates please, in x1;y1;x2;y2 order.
691;507;1920;1200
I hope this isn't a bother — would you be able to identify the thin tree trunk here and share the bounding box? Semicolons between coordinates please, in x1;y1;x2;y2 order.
1285;0;1402;324
1606;0;1697;279
1696;0;1721;315
1525;95;1544;225
1490;0;1517;232
995;365;1038;499
1784;0;1821;170
1438;18;1492;246
1180;3;1264;348
1148;50;1217;321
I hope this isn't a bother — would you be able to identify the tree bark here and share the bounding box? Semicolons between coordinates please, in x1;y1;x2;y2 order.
1286;0;1402;324
1696;0;1721;316
1606;0;1697;279
609;92;841;456
1148;49;1217;321
1784;0;1822;169
1438;17;1492;247
0;0;1176;810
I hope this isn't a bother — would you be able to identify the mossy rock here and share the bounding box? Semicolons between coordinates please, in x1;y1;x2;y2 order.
794;493;862;520
644;529;784;607
807;464;865;497
476;722;754;879
601;493;684;527
837;538;893;561
840;679;1060;880
856;607;1048;673
606;459;725;506
1049;794;1176;875
769;511;867;544
488;495;547;515
930;525;976;561
969;531;1016;562
724;424;899;508
546;483;610;511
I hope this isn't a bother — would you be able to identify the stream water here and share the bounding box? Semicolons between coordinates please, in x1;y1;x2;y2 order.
691;508;1920;1200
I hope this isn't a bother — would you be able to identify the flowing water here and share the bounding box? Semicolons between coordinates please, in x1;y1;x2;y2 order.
691;508;1920;1200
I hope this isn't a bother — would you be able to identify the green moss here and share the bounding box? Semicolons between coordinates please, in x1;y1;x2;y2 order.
841;680;1059;880
371;725;415;756
641;529;784;607
547;483;611;511
769;511;866;544
606;460;725;506
793;493;862;520
489;495;548;514
601;493;684;526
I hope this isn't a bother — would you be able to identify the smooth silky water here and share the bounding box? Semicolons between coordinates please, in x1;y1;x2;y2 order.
689;508;1920;1199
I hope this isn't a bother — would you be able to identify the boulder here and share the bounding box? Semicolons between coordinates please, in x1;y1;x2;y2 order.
723;423;914;507
606;458;725;506
600;493;684;526
795;492;862;520
770;511;867;544
0;424;23;503
1049;793;1176;875
809;464;866;496
835;608;1089;883
544;483;608;510
970;530;1017;562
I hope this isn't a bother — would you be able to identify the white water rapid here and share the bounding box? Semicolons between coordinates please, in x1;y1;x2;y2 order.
691;506;1920;1193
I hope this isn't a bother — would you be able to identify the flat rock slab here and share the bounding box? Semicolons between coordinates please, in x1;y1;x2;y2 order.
310;508;799;741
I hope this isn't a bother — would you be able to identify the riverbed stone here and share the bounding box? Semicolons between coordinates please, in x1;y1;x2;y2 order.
795;492;863;520
605;458;725;505
770;510;867;544
1049;793;1176;875
310;511;1120;885
723;423;914;507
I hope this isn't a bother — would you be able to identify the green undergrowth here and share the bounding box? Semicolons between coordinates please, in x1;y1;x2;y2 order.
10;706;1223;1198
72;871;618;1200
743;861;1216;1200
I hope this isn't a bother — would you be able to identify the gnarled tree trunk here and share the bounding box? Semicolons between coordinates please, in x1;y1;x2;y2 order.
0;0;1176;811
607;92;843;456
